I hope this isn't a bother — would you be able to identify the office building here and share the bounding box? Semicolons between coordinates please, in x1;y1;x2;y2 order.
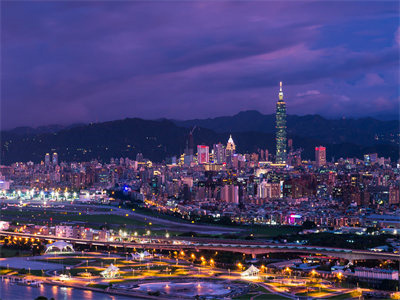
221;184;239;204
44;153;51;166
275;82;287;163
197;145;209;164
213;143;225;164
315;146;326;167
52;152;58;165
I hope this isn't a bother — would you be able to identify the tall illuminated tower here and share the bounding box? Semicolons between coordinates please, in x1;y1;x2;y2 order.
275;81;287;163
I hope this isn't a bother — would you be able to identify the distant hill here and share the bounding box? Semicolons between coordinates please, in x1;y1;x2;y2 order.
174;110;398;146
1;113;398;164
5;123;86;136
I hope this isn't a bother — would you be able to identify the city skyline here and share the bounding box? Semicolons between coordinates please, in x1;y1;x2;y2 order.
2;1;399;129
0;2;399;299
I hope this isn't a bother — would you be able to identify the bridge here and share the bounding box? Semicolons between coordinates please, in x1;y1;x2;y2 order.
1;231;398;261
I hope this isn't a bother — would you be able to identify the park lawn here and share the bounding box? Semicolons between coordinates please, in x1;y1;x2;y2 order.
1;209;146;227
37;257;113;266
127;205;302;238
37;257;86;265
129;206;193;223
86;283;109;289
327;291;362;299
246;225;301;237
0;246;31;257
234;285;290;300
296;287;336;296
254;294;289;300
69;266;104;276
233;292;259;300
28;269;49;277
0;268;14;275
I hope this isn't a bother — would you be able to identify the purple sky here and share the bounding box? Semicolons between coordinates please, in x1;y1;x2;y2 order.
1;1;399;129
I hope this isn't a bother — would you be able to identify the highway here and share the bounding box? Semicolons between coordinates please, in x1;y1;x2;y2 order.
1;230;398;261
1;200;245;234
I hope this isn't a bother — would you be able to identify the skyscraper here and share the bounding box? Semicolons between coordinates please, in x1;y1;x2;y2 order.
52;152;58;165
315;146;326;167
197;145;209;164
213;143;225;164
44;153;51;166
275;81;287;163
226;135;236;154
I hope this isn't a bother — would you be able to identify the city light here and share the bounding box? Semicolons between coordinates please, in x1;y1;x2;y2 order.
0;6;396;298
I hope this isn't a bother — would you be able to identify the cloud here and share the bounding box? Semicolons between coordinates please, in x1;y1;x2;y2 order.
296;90;321;97
359;73;385;86
395;27;400;46
1;1;398;128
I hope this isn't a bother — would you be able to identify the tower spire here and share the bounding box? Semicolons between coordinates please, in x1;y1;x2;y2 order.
275;81;287;164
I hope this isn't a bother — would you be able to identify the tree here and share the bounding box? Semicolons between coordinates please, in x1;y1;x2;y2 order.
302;220;317;229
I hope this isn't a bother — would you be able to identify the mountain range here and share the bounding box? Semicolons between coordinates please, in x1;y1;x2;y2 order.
1;111;398;164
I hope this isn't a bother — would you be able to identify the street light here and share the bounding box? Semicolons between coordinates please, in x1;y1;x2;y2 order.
285;267;292;278
210;259;215;267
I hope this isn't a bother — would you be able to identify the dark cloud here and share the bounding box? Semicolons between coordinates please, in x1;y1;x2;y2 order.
1;1;399;128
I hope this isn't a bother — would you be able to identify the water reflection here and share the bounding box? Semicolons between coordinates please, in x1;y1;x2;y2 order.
0;280;137;299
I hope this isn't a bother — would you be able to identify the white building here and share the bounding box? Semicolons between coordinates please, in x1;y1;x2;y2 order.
354;267;399;281
0;221;10;230
55;225;74;238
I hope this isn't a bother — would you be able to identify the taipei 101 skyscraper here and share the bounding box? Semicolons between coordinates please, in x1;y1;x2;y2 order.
275;81;287;163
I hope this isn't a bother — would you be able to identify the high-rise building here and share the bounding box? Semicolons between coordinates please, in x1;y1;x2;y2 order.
221;184;239;204
52;152;58;165
226;135;236;154
226;135;236;165
315;146;326;167
185;130;194;157
364;153;378;166
213;143;225;164
197;145;209;164
45;153;51;166
275;82;287;163
258;180;281;199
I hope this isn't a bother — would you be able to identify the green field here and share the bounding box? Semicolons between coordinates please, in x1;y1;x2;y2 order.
0;209;146;227
327;291;362;299
234;285;290;299
245;225;301;237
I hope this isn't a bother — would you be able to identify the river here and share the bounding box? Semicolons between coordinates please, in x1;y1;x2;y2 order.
0;279;140;300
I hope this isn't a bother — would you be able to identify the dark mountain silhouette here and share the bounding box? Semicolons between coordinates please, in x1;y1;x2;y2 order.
174;110;398;146
1;112;398;164
5;123;86;136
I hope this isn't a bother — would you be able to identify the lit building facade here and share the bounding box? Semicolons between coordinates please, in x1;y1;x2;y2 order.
213;143;225;164
45;153;51;166
197;145;209;164
315;146;326;167
52;152;58;165
221;184;239;204
275;82;287;163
